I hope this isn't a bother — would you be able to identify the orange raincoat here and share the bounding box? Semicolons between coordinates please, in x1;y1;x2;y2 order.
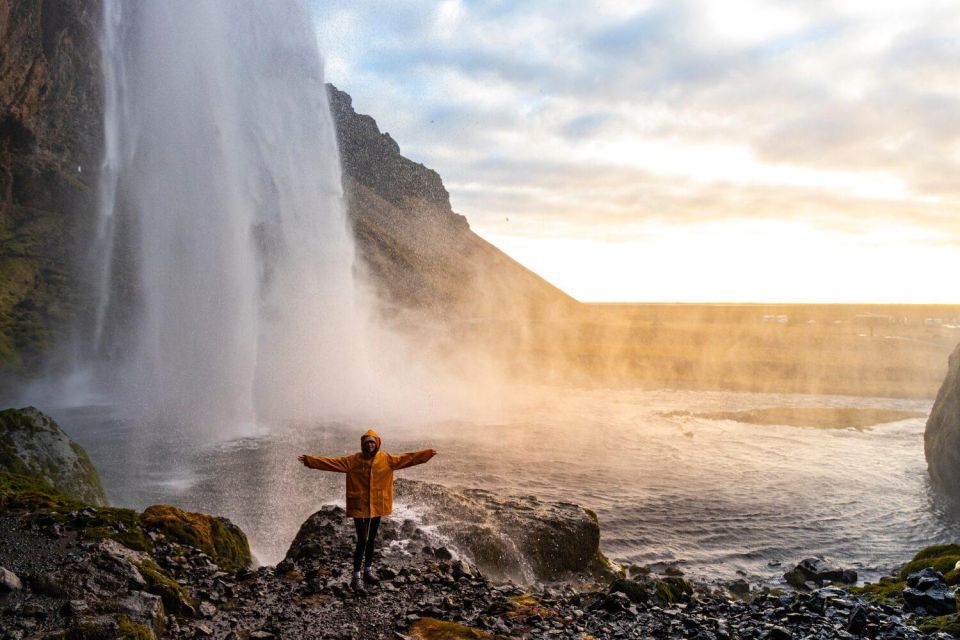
301;429;435;518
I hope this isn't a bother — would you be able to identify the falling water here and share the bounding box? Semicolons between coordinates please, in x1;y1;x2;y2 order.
92;0;372;436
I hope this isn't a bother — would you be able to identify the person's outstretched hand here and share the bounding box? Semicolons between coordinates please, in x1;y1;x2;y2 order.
297;454;309;466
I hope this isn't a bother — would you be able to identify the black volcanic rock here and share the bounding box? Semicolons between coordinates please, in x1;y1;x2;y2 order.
925;342;960;498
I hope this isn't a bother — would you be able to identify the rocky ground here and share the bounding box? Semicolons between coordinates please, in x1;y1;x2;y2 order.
1;500;958;640
1;407;959;639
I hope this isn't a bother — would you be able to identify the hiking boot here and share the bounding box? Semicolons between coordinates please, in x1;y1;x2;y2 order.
350;575;366;595
363;570;380;585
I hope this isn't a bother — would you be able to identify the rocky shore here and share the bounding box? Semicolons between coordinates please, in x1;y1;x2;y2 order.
2;407;959;639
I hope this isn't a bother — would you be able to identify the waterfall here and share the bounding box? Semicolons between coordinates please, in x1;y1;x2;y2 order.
92;0;372;436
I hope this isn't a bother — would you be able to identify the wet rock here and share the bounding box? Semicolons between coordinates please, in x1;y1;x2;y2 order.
847;604;868;635
784;558;857;589
0;566;22;591
609;578;652;604
115;590;164;627
728;579;751;596
395;479;612;582
925;342;960;498
902;568;956;615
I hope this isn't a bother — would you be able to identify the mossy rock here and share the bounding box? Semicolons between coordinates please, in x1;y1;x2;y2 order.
655;576;693;604
849;576;906;605
506;593;559;620
408;617;493;640
116;615;156;640
609;577;652;604
899;544;960;584
136;559;197;616
919;613;960;636
83;507;153;552
0;469;79;511
0;407;107;505
851;542;960;607
141;504;250;572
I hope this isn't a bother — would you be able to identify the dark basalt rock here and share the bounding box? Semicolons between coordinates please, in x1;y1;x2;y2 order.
902;568;957;615
925;342;960;500
784;557;857;589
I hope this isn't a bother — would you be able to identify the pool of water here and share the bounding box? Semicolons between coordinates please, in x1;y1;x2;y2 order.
57;386;959;585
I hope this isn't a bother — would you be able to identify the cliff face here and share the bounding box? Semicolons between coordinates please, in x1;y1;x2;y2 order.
328;84;575;322
0;0;102;371
0;0;574;375
924;342;960;497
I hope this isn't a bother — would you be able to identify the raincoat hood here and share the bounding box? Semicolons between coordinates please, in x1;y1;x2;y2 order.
361;429;381;453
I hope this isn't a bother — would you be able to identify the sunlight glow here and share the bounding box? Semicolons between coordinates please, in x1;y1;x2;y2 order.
483;221;959;304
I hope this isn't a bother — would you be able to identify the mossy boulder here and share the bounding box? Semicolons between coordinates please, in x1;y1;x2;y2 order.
851;543;960;612
0;407;107;505
919;613;960;636
898;543;960;584
654;576;693;604
408;617;497;640
136;559;197;616
141;504;250;573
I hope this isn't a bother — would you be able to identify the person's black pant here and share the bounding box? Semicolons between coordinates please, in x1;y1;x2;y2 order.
353;517;381;572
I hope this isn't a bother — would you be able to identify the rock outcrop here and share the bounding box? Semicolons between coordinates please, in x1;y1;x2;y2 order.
0;405;107;505
393;478;614;583
925;342;960;498
329;83;576;324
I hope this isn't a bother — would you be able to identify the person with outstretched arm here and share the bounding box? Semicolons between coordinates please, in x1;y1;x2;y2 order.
298;429;436;594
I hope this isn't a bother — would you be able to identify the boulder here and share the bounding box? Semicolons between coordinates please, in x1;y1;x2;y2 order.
140;504;250;573
0;566;22;591
394;479;614;583
903;567;957;615
784;558;856;589
926;342;960;499
0;407;107;505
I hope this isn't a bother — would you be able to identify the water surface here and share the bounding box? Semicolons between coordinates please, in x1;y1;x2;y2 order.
59;387;958;585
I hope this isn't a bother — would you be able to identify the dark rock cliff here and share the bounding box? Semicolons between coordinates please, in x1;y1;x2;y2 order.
924;342;960;498
0;0;575;377
0;0;103;371
328;84;575;322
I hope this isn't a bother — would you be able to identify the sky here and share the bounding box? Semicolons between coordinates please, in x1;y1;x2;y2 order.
310;0;960;303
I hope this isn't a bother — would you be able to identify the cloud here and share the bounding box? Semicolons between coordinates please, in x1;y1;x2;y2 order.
309;0;960;286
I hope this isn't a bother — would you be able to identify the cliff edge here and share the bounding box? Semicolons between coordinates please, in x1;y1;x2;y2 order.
925;342;960;498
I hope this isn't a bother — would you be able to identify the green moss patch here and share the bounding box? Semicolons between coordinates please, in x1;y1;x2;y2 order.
408;617;493;640
654;577;693;604
899;544;960;584
507;593;560;620
141;504;250;572
0;470;78;511
849;576;905;605
136;559;197;615
919;613;960;636
116;615;156;640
